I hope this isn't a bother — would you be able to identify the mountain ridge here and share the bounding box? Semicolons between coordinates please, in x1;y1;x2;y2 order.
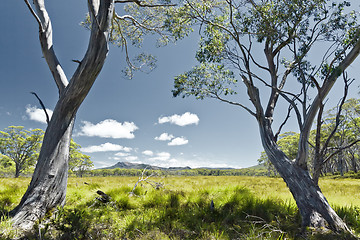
100;161;238;170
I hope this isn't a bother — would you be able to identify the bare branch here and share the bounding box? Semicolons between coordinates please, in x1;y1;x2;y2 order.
279;92;303;129
210;92;257;117
115;0;176;7
274;105;292;141
320;73;351;157
23;0;42;30
323;140;360;165
30;92;50;125
130;168;164;196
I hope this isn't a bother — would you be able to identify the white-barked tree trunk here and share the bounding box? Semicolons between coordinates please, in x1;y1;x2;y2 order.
10;0;114;230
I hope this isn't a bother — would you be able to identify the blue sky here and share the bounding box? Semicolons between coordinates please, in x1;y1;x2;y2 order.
1;0;359;169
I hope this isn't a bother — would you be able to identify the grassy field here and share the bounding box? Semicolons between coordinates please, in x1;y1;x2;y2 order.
1;176;360;239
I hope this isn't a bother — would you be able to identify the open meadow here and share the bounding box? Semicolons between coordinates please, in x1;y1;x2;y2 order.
1;175;360;239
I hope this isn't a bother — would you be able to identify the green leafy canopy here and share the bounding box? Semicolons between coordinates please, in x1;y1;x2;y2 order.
172;0;359;100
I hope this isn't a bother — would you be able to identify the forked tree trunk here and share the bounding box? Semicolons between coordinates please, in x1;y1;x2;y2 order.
10;0;114;230
259;120;350;233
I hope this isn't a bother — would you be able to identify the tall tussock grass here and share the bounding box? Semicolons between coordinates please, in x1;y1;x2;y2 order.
0;176;359;239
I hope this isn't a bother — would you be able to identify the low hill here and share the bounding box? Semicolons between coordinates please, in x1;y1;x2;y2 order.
101;162;264;171
246;163;266;170
101;161;191;171
89;162;268;177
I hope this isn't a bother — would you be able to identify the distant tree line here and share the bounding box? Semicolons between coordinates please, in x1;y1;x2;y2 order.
78;167;269;177
0;126;92;178
258;98;360;178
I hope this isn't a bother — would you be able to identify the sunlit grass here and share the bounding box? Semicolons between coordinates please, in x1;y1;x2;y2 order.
1;175;360;239
319;178;360;207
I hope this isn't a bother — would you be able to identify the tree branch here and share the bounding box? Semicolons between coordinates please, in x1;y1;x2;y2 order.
115;0;176;7
323;140;360;165
211;92;256;117
23;0;42;30
274;105;292;141
31;0;69;95
296;28;360;168
30;92;50;125
114;13;163;34
320;74;351;157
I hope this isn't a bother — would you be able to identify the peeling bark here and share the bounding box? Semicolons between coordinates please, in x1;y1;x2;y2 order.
259;119;350;233
10;0;114;230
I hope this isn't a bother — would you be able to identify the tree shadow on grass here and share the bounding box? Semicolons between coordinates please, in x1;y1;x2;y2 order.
2;185;359;240
123;187;301;239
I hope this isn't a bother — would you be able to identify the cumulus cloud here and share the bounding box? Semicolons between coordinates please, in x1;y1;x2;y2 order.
149;152;171;161
115;152;131;157
154;133;189;146
26;105;53;124
78;119;138;139
142;150;154;156
155;133;174;141
81;142;132;153
168;137;188;146
158;112;199;126
124;156;138;161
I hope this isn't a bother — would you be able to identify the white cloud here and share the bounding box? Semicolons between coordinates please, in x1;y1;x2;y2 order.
168;137;189;146
155;133;174;141
81;142;132;153
169;159;178;164
115;152;131;157
124;156;138;161
78;119;138;139
142;150;154;156
149;152;171;161
158;112;199;126
26;105;53;124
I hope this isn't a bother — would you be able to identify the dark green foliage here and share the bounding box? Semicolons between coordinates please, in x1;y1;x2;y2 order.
51;208;91;240
334;206;360;233
84;167;270;177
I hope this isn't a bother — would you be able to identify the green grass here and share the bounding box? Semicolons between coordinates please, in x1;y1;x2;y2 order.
0;176;360;239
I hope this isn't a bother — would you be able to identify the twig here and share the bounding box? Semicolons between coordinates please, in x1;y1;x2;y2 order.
30;92;50;124
130;168;164;195
115;0;176;7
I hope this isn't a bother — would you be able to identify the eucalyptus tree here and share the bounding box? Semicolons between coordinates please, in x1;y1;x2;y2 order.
309;80;352;184
171;0;360;233
69;139;93;177
10;0;177;230
0;126;43;178
319;98;360;177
